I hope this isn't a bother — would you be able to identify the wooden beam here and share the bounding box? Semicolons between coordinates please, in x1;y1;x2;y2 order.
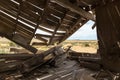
35;34;48;42
35;34;63;38
32;42;47;46
48;10;68;45
38;26;65;35
0;17;33;40
49;2;67;14
0;15;34;41
0;33;37;53
51;0;95;21
47;6;65;18
40;21;65;31
0;11;34;34
77;0;100;6
35;34;52;38
21;46;62;73
92;23;96;29
0;61;21;72
26;0;46;9
79;57;101;63
69;19;88;34
60;17;88;43
0;21;14;35
0;54;35;60
80;61;101;71
29;0;50;43
0;0;42;27
0;1;38;27
96;0;120;72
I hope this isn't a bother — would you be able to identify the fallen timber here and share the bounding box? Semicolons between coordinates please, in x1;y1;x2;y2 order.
68;50;101;71
0;54;35;60
0;61;21;73
0;46;63;73
80;61;101;71
68;50;100;59
0;46;119;80
0;47;106;77
0;49;61;60
0;0;120;79
0;46;98;80
20;45;63;73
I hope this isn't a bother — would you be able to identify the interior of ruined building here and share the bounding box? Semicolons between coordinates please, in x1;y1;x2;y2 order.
0;0;120;80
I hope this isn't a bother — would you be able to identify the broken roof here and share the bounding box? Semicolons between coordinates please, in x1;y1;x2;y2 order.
0;0;97;53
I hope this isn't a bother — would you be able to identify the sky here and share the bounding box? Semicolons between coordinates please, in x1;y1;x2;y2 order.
68;20;97;40
36;20;97;40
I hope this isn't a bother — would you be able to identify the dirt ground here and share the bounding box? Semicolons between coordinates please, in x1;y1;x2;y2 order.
62;40;98;54
71;46;97;53
0;38;98;54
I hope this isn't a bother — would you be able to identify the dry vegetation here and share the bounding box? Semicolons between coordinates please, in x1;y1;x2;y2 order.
62;40;98;53
0;38;98;53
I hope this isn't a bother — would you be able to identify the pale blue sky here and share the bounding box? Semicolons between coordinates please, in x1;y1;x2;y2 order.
36;20;97;40
68;20;97;40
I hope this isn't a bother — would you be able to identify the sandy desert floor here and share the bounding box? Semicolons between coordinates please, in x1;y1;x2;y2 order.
62;40;98;54
71;46;97;53
0;38;98;54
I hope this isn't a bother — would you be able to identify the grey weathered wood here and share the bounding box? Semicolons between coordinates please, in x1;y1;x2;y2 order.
80;61;101;71
35;34;62;38
0;61;21;72
79;57;101;64
35;34;48;43
0;54;35;60
38;26;65;35
32;42;47;46
48;10;68;45
51;0;95;21
60;18;88;42
96;0;120;72
20;46;62;73
0;33;37;53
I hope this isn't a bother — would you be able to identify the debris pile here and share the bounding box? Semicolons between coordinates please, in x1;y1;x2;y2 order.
0;46;119;80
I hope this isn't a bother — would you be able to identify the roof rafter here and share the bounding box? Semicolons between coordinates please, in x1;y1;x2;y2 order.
51;0;95;21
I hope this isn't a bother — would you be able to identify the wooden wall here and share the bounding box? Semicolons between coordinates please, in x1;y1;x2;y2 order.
96;0;120;72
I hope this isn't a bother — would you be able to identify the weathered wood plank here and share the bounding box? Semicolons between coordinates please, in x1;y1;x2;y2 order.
35;34;48;42
48;10;68;45
26;0;47;9
0;33;37;53
35;34;62;38
0;21;14;35
20;46;62;73
0;0;41;22
38;26;65;36
80;61;101;71
60;17;88;42
49;3;67;14
0;54;37;60
51;0;95;21
32;42;47;46
96;0;120;72
0;10;35;35
0;61;20;72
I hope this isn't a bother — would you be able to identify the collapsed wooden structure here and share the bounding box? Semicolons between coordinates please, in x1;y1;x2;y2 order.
0;0;95;53
0;0;120;79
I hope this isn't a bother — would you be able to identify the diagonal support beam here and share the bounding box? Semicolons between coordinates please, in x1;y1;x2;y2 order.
60;18;88;42
48;10;69;45
0;33;37;53
30;0;50;43
51;0;95;21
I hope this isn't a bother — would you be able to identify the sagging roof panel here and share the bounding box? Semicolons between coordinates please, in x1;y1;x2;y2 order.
0;0;95;53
